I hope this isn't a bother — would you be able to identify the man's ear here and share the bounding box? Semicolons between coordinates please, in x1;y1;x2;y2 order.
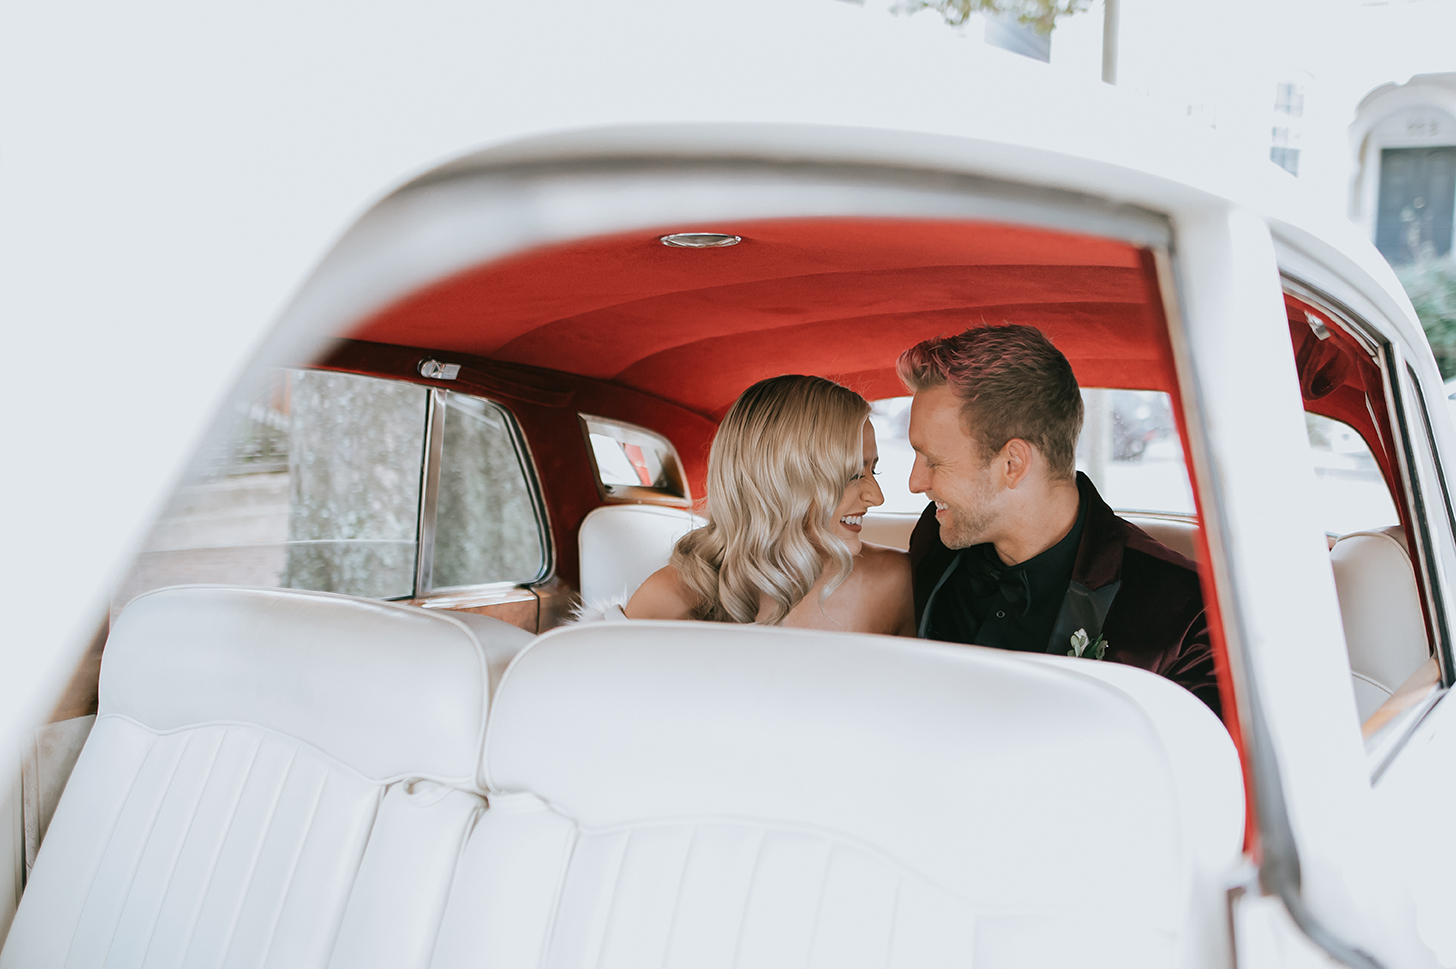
1002;438;1035;489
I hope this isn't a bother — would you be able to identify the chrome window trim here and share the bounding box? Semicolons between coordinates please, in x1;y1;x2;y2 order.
579;412;692;508
1360;349;1455;784
412;387;447;596
412;388;553;600
1373;341;1447;689
1401;359;1456;688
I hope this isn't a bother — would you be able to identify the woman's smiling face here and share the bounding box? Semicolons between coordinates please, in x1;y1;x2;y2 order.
830;420;884;555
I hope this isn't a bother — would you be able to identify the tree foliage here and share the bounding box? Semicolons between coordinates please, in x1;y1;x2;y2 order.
892;0;1092;33
1397;257;1456;380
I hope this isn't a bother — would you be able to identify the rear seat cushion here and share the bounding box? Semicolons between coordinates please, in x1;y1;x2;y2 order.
435;622;1243;969
2;585;512;969
1330;526;1430;720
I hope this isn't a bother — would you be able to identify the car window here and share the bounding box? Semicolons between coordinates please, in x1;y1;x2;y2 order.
115;369;548;613
580;414;690;505
1305;412;1399;536
869;389;1196;517
431;392;547;590
116;370;426;612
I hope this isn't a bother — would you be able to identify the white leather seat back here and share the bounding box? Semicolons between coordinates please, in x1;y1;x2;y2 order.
1;585;529;969
1123;516;1201;563
864;510;1201;562
860;510;919;550
432;622;1243;969
578;504;704;603
1330;526;1431;721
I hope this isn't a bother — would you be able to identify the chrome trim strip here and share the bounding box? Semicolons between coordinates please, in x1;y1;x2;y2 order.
414;387;446;596
1379;344;1451;690
1158;249;1386;969
500;397;554;587
1280;274;1382;358
1401;360;1456;687
1369;688;1447;786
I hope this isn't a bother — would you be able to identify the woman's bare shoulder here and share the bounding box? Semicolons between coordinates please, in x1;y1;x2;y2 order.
858;543;913;580
624;565;702;620
854;544;916;636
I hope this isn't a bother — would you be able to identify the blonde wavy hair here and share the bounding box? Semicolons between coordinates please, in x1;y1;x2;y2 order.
672;375;871;624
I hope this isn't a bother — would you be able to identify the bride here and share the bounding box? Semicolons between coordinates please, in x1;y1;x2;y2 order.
627;375;915;635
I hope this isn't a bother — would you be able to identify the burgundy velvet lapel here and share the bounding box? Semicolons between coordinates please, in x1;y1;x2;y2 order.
1070;472;1126;591
1071;471;1198;590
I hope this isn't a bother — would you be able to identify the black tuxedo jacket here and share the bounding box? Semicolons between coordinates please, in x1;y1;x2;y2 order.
909;473;1223;720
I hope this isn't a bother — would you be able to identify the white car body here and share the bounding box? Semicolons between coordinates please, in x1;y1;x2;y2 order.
4;119;1454;969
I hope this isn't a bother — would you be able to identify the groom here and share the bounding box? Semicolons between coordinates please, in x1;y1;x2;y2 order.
899;325;1222;719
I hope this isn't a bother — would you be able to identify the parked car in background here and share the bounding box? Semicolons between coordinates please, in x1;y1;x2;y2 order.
2;125;1453;969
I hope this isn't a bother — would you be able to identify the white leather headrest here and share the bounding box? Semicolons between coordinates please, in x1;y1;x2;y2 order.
577;504;704;602
1331;525;1429;698
484;622;1234;921
103;586;499;790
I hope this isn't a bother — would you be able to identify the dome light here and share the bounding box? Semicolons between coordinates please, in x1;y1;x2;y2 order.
659;232;741;249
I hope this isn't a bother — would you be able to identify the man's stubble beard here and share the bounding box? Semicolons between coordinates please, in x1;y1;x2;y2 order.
939;504;996;550
937;472;999;550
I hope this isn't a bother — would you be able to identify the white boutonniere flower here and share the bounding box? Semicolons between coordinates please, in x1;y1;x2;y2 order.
1069;627;1108;660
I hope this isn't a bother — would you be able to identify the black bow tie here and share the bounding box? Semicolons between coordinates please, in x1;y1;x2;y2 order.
963;555;1032;617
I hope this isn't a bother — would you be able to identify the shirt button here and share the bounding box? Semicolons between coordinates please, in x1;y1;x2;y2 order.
996;610;1006;619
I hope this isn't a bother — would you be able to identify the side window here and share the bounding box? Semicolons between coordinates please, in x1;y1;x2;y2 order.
115;369;547;613
581;414;690;506
1305;413;1399;537
284;371;427;599
1076;389;1194;516
432;392;546;590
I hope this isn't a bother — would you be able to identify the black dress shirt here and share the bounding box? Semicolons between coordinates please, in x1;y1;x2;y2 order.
923;478;1088;652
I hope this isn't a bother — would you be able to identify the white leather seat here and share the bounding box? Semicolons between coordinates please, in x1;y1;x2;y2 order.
577;504;704;603
1;585;530;969
860;510;919;550
1330;526;1431;721
429;622;1244;969
1123;516;1200;563
864;511;1201;562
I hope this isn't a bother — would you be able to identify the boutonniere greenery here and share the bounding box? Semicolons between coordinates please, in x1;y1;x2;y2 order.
1069;628;1108;660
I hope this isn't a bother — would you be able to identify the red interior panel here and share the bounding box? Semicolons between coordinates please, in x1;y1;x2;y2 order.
351;217;1177;419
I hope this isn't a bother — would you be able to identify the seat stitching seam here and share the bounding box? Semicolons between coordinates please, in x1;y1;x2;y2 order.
592;830;635;969
173;730;266;967
727;830;767;969
134;727;230;967
208;745;299;969
58;725;163;969
804;839;835;969
254;764;331;967
418;795;485;969
95;730;197;967
656;826;698;969
534;822;581;969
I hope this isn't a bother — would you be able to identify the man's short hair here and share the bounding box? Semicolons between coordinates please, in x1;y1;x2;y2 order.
897;324;1083;479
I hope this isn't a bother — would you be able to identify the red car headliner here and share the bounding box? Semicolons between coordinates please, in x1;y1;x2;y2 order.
351;217;1177;419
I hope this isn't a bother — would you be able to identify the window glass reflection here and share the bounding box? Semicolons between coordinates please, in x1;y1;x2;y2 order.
432;392;545;589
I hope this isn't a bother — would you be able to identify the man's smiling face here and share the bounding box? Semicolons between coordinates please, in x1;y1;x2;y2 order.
907;384;1004;550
